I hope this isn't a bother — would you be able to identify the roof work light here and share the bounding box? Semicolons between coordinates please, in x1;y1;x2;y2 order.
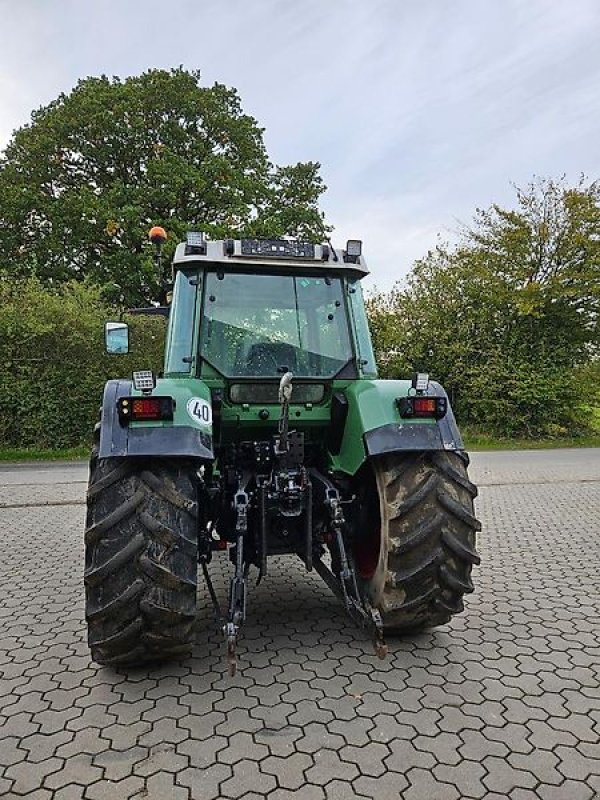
344;239;362;263
185;231;207;255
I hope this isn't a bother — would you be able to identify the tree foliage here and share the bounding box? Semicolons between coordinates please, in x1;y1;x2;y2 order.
368;177;600;437
0;68;330;305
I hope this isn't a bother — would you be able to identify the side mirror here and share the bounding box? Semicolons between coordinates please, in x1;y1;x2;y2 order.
105;321;129;354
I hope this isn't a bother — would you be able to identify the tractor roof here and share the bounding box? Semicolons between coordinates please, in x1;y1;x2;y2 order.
172;237;369;277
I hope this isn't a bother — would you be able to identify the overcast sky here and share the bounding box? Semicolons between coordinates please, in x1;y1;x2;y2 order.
1;0;599;288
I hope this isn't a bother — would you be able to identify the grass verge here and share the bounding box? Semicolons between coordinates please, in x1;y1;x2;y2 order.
0;446;89;462
463;407;600;450
463;433;600;451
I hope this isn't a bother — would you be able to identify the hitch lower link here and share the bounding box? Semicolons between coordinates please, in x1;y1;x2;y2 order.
199;487;250;677
315;487;388;660
201;480;387;676
223;489;249;676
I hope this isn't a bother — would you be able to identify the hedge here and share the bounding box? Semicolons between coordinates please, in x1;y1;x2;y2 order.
0;278;165;449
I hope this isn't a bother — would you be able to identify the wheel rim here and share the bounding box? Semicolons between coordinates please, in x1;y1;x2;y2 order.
352;465;382;580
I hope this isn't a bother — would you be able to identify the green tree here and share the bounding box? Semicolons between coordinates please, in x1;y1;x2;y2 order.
0;68;330;305
368;177;600;437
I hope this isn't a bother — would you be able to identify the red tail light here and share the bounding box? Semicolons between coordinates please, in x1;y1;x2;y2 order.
414;398;437;414
117;396;174;424
397;396;447;420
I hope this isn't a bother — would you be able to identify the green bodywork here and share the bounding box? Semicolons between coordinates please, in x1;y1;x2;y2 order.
128;374;441;476
113;257;458;477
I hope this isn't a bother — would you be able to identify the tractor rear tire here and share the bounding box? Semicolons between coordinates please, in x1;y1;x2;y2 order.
356;451;481;633
84;455;199;666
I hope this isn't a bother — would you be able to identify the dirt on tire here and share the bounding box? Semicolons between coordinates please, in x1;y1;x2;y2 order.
84;456;199;666
359;450;481;632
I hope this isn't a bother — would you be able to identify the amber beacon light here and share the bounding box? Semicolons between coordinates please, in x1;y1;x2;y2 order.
148;226;167;245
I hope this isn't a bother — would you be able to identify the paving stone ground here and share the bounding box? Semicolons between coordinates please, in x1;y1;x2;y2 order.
0;449;599;799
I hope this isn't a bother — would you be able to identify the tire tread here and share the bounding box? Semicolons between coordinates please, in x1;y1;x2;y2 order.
84;456;199;666
370;450;480;633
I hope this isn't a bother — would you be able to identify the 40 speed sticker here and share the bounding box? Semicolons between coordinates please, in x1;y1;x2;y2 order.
186;397;212;427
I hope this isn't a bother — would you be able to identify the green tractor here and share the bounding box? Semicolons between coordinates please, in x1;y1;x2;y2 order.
85;232;480;672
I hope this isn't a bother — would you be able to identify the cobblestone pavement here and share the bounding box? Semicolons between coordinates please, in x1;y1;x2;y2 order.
1;450;599;799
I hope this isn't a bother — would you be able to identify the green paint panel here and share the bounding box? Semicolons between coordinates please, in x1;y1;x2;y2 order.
128;375;442;478
331;379;438;476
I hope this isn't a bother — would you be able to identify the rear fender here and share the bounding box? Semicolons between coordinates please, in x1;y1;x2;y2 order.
98;378;214;460
331;379;463;476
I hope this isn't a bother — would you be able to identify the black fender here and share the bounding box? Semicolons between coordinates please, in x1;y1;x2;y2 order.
98;379;214;460
363;381;464;457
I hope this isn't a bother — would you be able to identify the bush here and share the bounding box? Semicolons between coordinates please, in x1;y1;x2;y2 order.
367;283;598;438
0;278;165;449
367;177;600;439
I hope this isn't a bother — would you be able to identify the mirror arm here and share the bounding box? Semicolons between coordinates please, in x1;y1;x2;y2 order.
127;307;170;317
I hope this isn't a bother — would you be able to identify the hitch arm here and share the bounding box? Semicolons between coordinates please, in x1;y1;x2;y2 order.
313;477;388;659
223;487;250;675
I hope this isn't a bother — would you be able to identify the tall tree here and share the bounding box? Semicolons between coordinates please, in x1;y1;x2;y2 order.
368;177;600;436
0;68;330;304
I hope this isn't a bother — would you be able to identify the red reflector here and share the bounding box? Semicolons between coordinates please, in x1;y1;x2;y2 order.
132;398;163;419
413;398;436;414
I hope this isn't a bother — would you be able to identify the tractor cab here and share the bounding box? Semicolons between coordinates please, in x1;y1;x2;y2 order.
163;234;377;383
